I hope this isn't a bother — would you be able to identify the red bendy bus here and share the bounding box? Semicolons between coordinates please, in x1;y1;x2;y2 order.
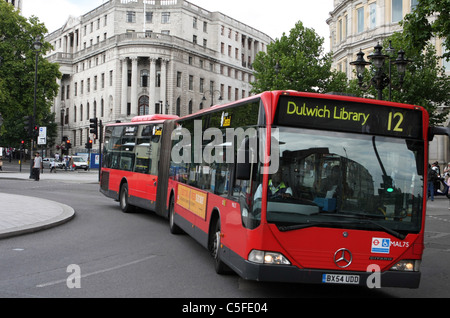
100;91;450;288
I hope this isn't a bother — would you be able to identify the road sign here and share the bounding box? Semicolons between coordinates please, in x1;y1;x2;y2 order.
38;126;47;145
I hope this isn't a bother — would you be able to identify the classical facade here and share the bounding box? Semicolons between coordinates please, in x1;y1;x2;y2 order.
44;0;272;153
327;0;450;167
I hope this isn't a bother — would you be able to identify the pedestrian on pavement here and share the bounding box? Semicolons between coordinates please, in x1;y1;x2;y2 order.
0;156;3;171
428;164;438;201
50;159;57;173
69;156;74;171
33;152;43;181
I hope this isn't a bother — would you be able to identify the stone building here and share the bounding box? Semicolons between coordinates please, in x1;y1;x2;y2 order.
44;0;272;153
4;0;22;11
327;0;450;167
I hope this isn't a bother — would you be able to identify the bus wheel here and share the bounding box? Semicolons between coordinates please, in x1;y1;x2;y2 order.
119;183;134;213
169;196;182;234
209;219;230;274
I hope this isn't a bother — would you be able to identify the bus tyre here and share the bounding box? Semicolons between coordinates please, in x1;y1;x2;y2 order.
209;219;230;274
169;196;182;234
119;183;134;213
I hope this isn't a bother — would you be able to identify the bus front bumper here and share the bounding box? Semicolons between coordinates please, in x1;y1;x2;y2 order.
236;261;421;289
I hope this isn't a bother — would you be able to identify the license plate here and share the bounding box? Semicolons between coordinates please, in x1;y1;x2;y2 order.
322;274;360;285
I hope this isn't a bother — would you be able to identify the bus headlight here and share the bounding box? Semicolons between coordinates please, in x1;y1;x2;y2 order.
389;260;420;272
248;250;291;265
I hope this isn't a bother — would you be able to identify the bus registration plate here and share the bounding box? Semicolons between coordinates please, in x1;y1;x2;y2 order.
322;274;360;285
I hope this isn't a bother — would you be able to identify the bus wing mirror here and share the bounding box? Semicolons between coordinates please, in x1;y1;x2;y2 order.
429;126;450;141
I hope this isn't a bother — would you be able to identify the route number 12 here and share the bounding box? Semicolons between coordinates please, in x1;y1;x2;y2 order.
387;112;404;132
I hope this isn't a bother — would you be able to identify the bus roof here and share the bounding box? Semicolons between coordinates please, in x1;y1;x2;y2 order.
131;114;179;122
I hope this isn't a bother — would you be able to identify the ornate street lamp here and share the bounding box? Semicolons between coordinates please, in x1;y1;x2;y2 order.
202;90;223;107
350;42;410;101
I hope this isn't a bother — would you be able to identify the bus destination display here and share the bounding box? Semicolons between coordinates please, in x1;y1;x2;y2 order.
275;96;423;139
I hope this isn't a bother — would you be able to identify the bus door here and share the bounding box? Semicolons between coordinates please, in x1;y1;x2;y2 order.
136;125;162;204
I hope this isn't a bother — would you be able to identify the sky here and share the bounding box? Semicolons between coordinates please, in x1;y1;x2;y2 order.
22;0;334;51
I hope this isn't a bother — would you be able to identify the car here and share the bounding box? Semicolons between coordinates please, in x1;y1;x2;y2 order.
42;158;66;169
71;156;89;171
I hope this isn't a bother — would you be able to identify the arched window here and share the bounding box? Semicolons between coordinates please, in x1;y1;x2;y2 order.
138;95;149;115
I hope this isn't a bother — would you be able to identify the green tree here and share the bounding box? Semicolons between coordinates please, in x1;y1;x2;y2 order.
401;0;450;60
351;33;450;125
251;21;348;94
0;2;61;149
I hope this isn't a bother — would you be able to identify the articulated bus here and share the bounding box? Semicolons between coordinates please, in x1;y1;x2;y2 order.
100;91;450;288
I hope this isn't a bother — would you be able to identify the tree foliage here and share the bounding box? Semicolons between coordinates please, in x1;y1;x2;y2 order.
251;21;348;94
401;0;450;60
350;33;450;125
0;2;61;148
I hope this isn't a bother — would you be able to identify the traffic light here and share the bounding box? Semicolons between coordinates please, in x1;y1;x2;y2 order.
85;138;93;149
66;139;72;149
33;125;39;138
23;115;33;136
20;140;25;149
90;117;98;139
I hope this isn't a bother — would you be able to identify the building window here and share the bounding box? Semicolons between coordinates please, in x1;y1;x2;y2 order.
200;78;204;93
392;0;403;23
189;75;194;90
127;11;136;23
357;7;364;33
177;72;182;87
141;69;149;87
146;12;153;23
161;12;170;24
138;96;149;115
443;47;450;71
369;3;376;29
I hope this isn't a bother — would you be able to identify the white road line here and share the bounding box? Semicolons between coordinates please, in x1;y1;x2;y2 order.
36;255;157;288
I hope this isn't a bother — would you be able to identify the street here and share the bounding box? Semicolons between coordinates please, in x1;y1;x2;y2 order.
0;161;450;300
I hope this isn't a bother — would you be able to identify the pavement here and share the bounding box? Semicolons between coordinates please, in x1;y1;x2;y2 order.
0;163;99;240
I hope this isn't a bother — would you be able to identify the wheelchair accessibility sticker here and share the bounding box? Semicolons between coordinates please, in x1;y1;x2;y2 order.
371;238;391;254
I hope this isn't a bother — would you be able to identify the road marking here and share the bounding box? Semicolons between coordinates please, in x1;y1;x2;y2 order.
36;255;157;288
428;215;450;223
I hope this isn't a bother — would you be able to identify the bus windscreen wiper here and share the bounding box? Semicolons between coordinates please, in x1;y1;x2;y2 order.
356;219;406;240
278;218;406;240
278;220;354;232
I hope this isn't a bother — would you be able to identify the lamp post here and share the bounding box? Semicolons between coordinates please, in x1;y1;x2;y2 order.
350;42;410;101
202;90;223;107
30;35;42;178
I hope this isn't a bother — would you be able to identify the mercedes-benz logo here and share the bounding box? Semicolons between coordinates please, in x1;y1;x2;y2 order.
334;248;352;268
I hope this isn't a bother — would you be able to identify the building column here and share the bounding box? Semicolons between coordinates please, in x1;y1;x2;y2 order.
121;57;128;116
131;56;139;116
160;59;168;114
149;58;157;114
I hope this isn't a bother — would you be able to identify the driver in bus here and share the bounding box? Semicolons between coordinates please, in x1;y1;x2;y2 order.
254;169;293;200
